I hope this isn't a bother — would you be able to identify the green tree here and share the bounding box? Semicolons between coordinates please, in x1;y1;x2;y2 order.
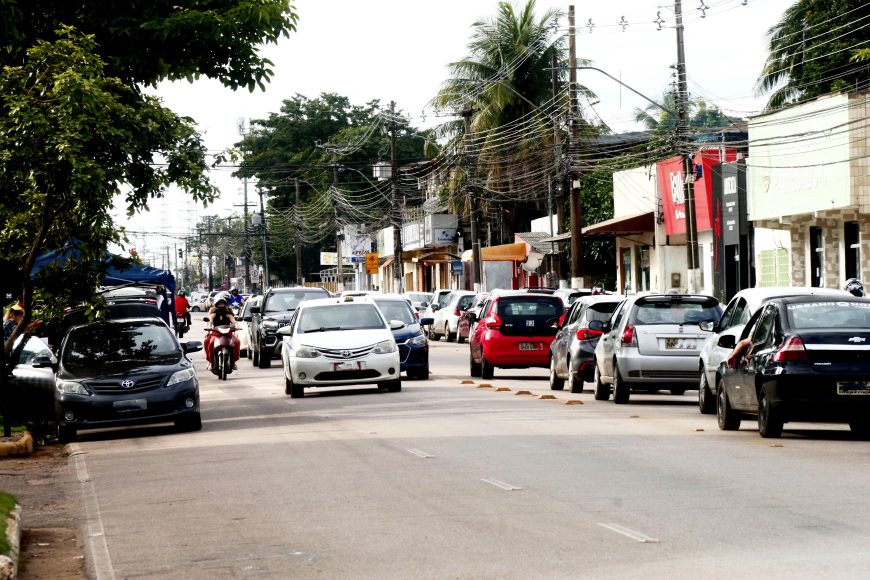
634;93;735;132
757;0;870;110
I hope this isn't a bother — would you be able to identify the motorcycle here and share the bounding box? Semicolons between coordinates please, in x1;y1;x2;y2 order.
206;324;237;380
176;313;190;338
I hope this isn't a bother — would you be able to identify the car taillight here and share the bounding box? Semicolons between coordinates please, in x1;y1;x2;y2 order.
455;306;462;316
772;336;807;362
577;328;603;341
485;315;502;329
621;324;636;346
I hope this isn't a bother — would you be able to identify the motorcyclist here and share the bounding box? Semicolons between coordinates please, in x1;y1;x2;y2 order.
228;287;244;309
205;292;240;370
844;278;865;297
175;290;191;328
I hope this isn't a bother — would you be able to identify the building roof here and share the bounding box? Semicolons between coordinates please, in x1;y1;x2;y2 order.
515;232;561;255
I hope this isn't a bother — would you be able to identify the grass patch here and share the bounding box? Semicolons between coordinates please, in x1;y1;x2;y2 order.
0;491;16;556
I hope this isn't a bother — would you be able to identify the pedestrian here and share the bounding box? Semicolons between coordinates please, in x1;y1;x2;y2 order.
3;304;24;343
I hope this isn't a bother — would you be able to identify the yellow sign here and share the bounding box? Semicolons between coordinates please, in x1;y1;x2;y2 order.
365;253;379;274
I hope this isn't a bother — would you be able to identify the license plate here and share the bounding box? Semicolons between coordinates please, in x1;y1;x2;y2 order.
334;361;363;371
837;381;870;395
113;398;147;411
519;342;540;351
665;338;696;350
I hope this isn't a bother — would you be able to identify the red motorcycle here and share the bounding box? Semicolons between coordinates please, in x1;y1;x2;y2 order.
206;325;237;380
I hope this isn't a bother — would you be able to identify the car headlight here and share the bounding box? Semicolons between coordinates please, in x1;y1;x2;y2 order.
295;345;320;358
56;381;90;395
407;334;428;347
262;319;279;331
167;368;196;387
372;339;398;354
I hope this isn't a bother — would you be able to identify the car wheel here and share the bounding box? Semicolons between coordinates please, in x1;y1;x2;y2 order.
446;328;457;342
698;372;716;414
612;366;630;404
380;379;402;392
289;377;304;398
758;387;783;438
57;424;77;443
848;417;870;438
284;374;293;395
240;347;247;358
246;344;252;360
252;346;260;367
258;346;271;369
457;334;466;344
410;368;429;380
175;412;202;432
593;363;610;401
670;388;686;396
569;359;583;394
717;379;741;431
481;353;494;380
470;351;482;377
549;356;565;391
191;305;200;313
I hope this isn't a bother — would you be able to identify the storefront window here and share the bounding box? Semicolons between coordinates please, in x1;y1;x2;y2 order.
634;245;651;292
620;247;633;294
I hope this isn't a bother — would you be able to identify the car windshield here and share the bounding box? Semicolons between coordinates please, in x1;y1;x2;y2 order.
496;297;563;337
588;302;620;322
265;290;328;313
632;298;721;325
374;300;416;324
407;293;432;303
457;294;476;310
298;304;385;333
63;321;179;369
787;301;870;329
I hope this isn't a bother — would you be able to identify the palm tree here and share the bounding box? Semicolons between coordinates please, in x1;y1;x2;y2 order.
756;0;870;111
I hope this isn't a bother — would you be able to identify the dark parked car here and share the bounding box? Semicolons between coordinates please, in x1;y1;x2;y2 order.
716;295;870;438
249;287;330;368
371;296;433;380
7;335;57;427
54;317;203;441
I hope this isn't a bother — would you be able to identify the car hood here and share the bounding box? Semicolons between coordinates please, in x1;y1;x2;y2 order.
58;357;189;381
294;328;393;349
392;323;424;342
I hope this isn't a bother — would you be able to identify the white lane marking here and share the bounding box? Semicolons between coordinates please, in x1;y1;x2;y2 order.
598;522;660;543
71;448;117;580
406;448;434;458
481;478;523;491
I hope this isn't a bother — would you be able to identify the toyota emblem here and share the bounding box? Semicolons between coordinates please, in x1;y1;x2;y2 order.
120;380;135;389
342;350;352;358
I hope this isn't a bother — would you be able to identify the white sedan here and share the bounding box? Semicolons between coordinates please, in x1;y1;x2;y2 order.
277;297;403;398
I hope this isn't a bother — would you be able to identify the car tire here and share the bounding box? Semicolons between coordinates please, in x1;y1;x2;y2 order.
380;379;402;392
698;372;716;414
470;352;482;377
252;346;260;367
284;374;293;395
175;412;202;432
289;376;304;398
481;353;494;380
593;364;610;401
670;388;686;396
569;359;583;394
258;346;271;369
717;379;741;431
457;334;466;344
246;345;252;360
410;368;429;380
57;424;77;443
612;366;630;404
549;356;565;391
446;327;457;342
848;417;870;438
758;387;783;438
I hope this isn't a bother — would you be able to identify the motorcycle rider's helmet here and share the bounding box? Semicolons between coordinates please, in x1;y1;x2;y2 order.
177;290;186;297
844;278;865;297
214;291;231;306
230;287;239;294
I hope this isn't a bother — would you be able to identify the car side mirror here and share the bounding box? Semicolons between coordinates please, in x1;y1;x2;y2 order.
419;317;434;326
30;354;56;369
250;306;261;314
277;326;293;336
420;301;429;308
431;304;439;311
182;341;203;354
389;320;405;330
699;321;714;332
717;335;737;349
466;312;477;324
588;320;604;332
547;316;561;328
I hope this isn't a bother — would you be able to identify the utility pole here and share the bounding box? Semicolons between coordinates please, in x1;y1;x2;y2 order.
462;108;482;292
332;158;344;293
295;178;303;286
243;177;251;292
568;5;583;289
258;187;270;290
206;216;214;291
675;0;699;293
551;52;563;285
390;101;404;293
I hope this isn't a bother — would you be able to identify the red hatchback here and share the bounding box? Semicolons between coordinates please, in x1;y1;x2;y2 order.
469;290;564;379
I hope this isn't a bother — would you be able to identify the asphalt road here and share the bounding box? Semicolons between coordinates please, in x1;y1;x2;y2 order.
70;321;870;579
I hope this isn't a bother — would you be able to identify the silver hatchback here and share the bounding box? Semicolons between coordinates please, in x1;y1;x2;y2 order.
594;294;722;404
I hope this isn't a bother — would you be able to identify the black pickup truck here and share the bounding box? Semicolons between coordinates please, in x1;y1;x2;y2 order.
249;287;330;368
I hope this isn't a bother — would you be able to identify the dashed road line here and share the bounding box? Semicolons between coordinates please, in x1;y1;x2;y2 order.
481;478;523;491
406;448;435;458
598;522;660;543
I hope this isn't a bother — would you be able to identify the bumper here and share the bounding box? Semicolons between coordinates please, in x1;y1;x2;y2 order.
481;332;553;368
56;381;200;431
398;344;429;372
765;377;870;422
288;352;401;386
569;339;600;382
618;348;700;385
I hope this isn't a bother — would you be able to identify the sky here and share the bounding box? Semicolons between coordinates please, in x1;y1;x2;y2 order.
116;0;795;267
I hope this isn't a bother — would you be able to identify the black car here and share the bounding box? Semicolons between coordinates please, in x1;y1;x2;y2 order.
371;296;433;380
716;295;870;438
55;317;203;442
249;287;330;368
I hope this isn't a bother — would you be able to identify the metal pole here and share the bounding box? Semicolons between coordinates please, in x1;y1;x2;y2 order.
463;109;482;292
258;187;270;290
390;101;404;293
332;159;344;293
243;177;251;292
568;5;583;289
295;178;303;286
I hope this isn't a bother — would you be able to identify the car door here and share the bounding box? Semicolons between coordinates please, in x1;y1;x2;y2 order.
552;302;579;374
597;299;627;380
735;305;779;410
469;299;491;362
8;336;57;422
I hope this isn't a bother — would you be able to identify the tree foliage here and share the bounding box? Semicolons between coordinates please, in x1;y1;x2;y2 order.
756;0;870;110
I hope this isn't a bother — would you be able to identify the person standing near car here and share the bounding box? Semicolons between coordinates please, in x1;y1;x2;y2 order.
205;293;240;370
3;304;24;343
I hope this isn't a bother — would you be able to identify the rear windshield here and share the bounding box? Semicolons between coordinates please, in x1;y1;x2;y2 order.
265;290;329;313
298;304;385;333
631;297;721;326
374;300;416;325
787;301;870;329
494;297;563;337
587;302;620;322
63;321;179;369
457;294;476;310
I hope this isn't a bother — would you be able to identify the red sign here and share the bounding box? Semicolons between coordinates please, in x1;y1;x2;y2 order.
658;149;737;236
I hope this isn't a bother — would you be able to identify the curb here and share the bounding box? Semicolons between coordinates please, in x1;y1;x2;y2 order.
0;433;33;458
0;504;21;580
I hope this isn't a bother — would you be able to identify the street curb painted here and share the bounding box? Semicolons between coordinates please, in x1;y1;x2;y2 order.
0;504;21;580
0;433;33;458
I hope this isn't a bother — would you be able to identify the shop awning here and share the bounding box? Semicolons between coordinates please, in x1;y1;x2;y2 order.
379;256;394;268
460;242;528;262
582;211;654;237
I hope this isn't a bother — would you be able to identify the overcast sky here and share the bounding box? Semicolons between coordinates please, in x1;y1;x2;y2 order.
116;0;795;264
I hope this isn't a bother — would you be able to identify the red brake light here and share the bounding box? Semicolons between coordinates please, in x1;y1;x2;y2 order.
577;328;603;341
485;315;502;329
455;306;461;316
621;324;636;346
772;336;807;362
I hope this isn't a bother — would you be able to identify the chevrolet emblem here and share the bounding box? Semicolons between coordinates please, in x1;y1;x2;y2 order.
848;337;867;343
